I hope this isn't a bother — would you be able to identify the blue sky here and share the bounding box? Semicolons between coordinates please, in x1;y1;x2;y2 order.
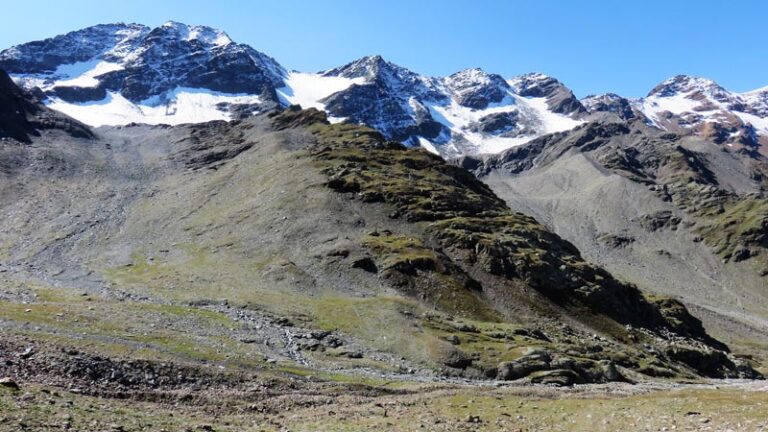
2;0;766;98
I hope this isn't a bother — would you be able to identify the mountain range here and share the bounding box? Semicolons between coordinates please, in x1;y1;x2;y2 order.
3;21;766;158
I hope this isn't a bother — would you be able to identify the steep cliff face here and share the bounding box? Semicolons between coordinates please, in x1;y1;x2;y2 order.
0;68;92;142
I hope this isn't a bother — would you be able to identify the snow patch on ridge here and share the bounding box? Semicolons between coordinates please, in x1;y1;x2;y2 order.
54;61;124;88
277;72;365;112
735;111;768;135
641;93;706;128
523;96;584;134
160;21;233;47
48;88;262;126
12;60;125;90
417;137;440;155
428;93;583;154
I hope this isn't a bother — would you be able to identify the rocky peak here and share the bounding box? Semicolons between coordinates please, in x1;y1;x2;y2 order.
135;21;235;63
155;21;233;47
639;76;768;153
0;68;92;142
443;68;512;109
0;23;149;74
322;55;444;101
509;73;585;116
510;73;561;96
0;22;286;103
581;93;640;121
648;75;732;103
323;55;393;80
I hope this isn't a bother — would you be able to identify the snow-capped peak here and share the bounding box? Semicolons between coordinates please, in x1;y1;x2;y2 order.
323;55;422;85
0;21;288;129
445;67;496;83
637;75;768;151
647;75;730;102
323;55;394;80
322;55;445;102
443;68;512;109
300;59;585;155
508;73;585;116
582;93;624;104
444;68;509;89
580;93;641;121
0;23;150;74
509;73;559;96
1;21;285;102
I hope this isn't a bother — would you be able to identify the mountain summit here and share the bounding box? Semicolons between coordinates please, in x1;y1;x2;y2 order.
639;75;768;153
0;21;285;101
0;22;284;125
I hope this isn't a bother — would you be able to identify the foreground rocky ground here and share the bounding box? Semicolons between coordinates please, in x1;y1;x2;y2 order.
2;367;767;431
1;274;765;431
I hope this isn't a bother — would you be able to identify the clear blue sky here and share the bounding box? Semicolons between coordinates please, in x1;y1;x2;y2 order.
2;0;766;98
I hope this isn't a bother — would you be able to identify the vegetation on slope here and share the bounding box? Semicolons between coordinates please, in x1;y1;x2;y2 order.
270;106;759;381
653;180;768;275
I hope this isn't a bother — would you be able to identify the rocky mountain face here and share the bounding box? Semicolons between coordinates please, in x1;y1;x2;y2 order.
1;22;285;103
509;73;586;116
318;55;449;143
642;76;768;155
442;68;511;110
581;75;768;156
581;93;642;121
318;58;586;156
0;23;149;74
0;69;91;142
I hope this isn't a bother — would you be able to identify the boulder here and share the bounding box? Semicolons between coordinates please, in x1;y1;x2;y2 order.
0;377;20;390
529;369;582;386
437;345;474;369
497;349;552;380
